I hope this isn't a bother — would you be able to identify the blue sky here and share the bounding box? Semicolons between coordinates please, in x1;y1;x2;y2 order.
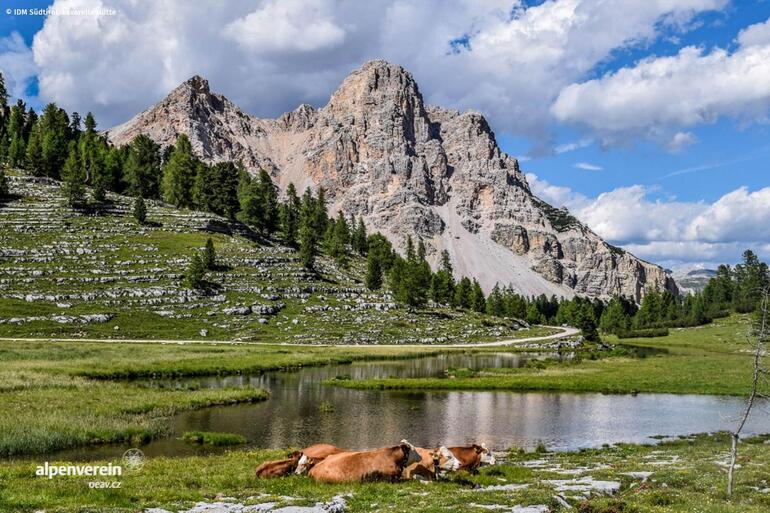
1;0;769;268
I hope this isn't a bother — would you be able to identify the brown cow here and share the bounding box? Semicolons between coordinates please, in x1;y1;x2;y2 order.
447;443;495;472
257;444;346;478
255;452;301;478
294;443;346;475
403;446;461;480
308;440;422;483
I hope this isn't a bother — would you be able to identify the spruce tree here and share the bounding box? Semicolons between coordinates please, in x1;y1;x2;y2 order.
486;284;504;316
196;161;240;218
258;169;279;234
313;187;329;234
299;221;317;269
280;183;300;247
471;279;486;313
331;210;350;266
132;196;147;225
161;134;196;208
0;166;8;198
576;302;600;341
203;238;216;270
38;103;70;179
6;100;26;168
351;216;367;255
185;252;207;289
454;277;472;310
365;251;383;290
432;250;455;304
24;126;43;175
61;144;85;208
125;134;161;198
599;297;630;335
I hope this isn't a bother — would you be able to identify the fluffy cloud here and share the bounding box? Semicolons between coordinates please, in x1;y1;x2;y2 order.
527;173;770;265
1;0;727;139
0;32;37;101
552;16;770;145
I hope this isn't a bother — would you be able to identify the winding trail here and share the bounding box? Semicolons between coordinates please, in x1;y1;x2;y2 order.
0;326;579;347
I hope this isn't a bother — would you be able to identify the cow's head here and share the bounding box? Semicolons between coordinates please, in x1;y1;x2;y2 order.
399;439;422;468
477;443;496;466
294;454;316;475
433;445;460;474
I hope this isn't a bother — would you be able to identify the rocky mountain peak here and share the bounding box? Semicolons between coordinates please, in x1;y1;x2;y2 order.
107;62;678;301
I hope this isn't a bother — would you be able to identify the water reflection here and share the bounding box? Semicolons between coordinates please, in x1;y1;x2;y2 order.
34;351;770;461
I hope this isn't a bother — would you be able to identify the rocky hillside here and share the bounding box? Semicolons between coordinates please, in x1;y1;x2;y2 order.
108;61;677;301
0;173;528;344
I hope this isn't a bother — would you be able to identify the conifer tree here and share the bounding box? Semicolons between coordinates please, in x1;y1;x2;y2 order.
196;161;239;218
313;187;329;234
24;125;43;175
6;100;26;168
61;143;85;207
599;297;631;335
486;284;504;316
38;103;70;179
351;216;368;255
161;134;196;208
185;252;207;289
298;187;318;269
203;238;216;270
431;250;455;304
471;279;486;313
454;276;472;310
365;251;384;291
132;196;147;224
330;210;350;266
0;166;8;198
125;134;161;198
280;183;300;247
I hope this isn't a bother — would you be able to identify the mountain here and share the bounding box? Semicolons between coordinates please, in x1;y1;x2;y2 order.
672;267;717;294
107;60;677;301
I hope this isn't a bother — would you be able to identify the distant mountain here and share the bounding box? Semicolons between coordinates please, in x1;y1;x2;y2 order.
672;267;717;294
107;60;677;301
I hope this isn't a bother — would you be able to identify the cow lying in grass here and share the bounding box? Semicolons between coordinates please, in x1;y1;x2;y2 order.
403;446;461;480
447;443;495;472
256;443;345;478
308;440;422;483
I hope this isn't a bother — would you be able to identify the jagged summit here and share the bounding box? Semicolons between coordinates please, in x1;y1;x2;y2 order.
106;61;677;301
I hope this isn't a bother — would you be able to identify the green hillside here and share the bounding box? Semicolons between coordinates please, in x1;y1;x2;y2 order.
0;172;535;344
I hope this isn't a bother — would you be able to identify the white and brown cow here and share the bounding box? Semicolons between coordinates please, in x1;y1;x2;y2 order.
308;440;422;483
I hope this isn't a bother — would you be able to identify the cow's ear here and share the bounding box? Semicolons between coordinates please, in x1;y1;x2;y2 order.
474;444;483;453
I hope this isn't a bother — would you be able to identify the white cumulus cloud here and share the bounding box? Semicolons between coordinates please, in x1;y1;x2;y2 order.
527;173;770;266
0;0;727;142
552;15;770;145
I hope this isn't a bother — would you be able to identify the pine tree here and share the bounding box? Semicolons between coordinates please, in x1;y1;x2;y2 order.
6;100;26;168
486;284;504;316
185;252;207;289
331;210;350;266
454;277;472;310
576;301;600;341
0;166;8;198
280;183;300;247
471;279;486;313
196;161;240;218
38;103;71;179
313;187;329;234
161;134;196;208
431;250;455;305
25;125;43;175
203;238;216;270
61;143;85;208
599;296;631;335
351;216;368;255
258;169;279;234
125;134;161;198
132;196;147;225
365;251;383;290
298;187;318;269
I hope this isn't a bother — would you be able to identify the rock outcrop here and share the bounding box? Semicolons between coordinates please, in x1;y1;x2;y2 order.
107;60;677;301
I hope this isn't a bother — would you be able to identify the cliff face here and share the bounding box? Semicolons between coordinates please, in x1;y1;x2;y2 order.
107;60;677;300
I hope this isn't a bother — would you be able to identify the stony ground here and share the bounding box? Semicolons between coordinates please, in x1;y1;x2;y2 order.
3;433;768;512
0;173;530;344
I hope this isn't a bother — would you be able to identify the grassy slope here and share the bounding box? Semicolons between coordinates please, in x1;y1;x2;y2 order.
0;174;540;345
1;433;768;512
330;314;759;396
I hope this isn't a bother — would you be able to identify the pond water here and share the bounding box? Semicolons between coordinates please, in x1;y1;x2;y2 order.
40;350;770;461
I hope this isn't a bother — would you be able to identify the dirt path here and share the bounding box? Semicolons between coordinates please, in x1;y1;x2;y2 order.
0;326;579;348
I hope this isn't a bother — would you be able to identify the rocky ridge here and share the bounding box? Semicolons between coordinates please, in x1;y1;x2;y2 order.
107;61;677;300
